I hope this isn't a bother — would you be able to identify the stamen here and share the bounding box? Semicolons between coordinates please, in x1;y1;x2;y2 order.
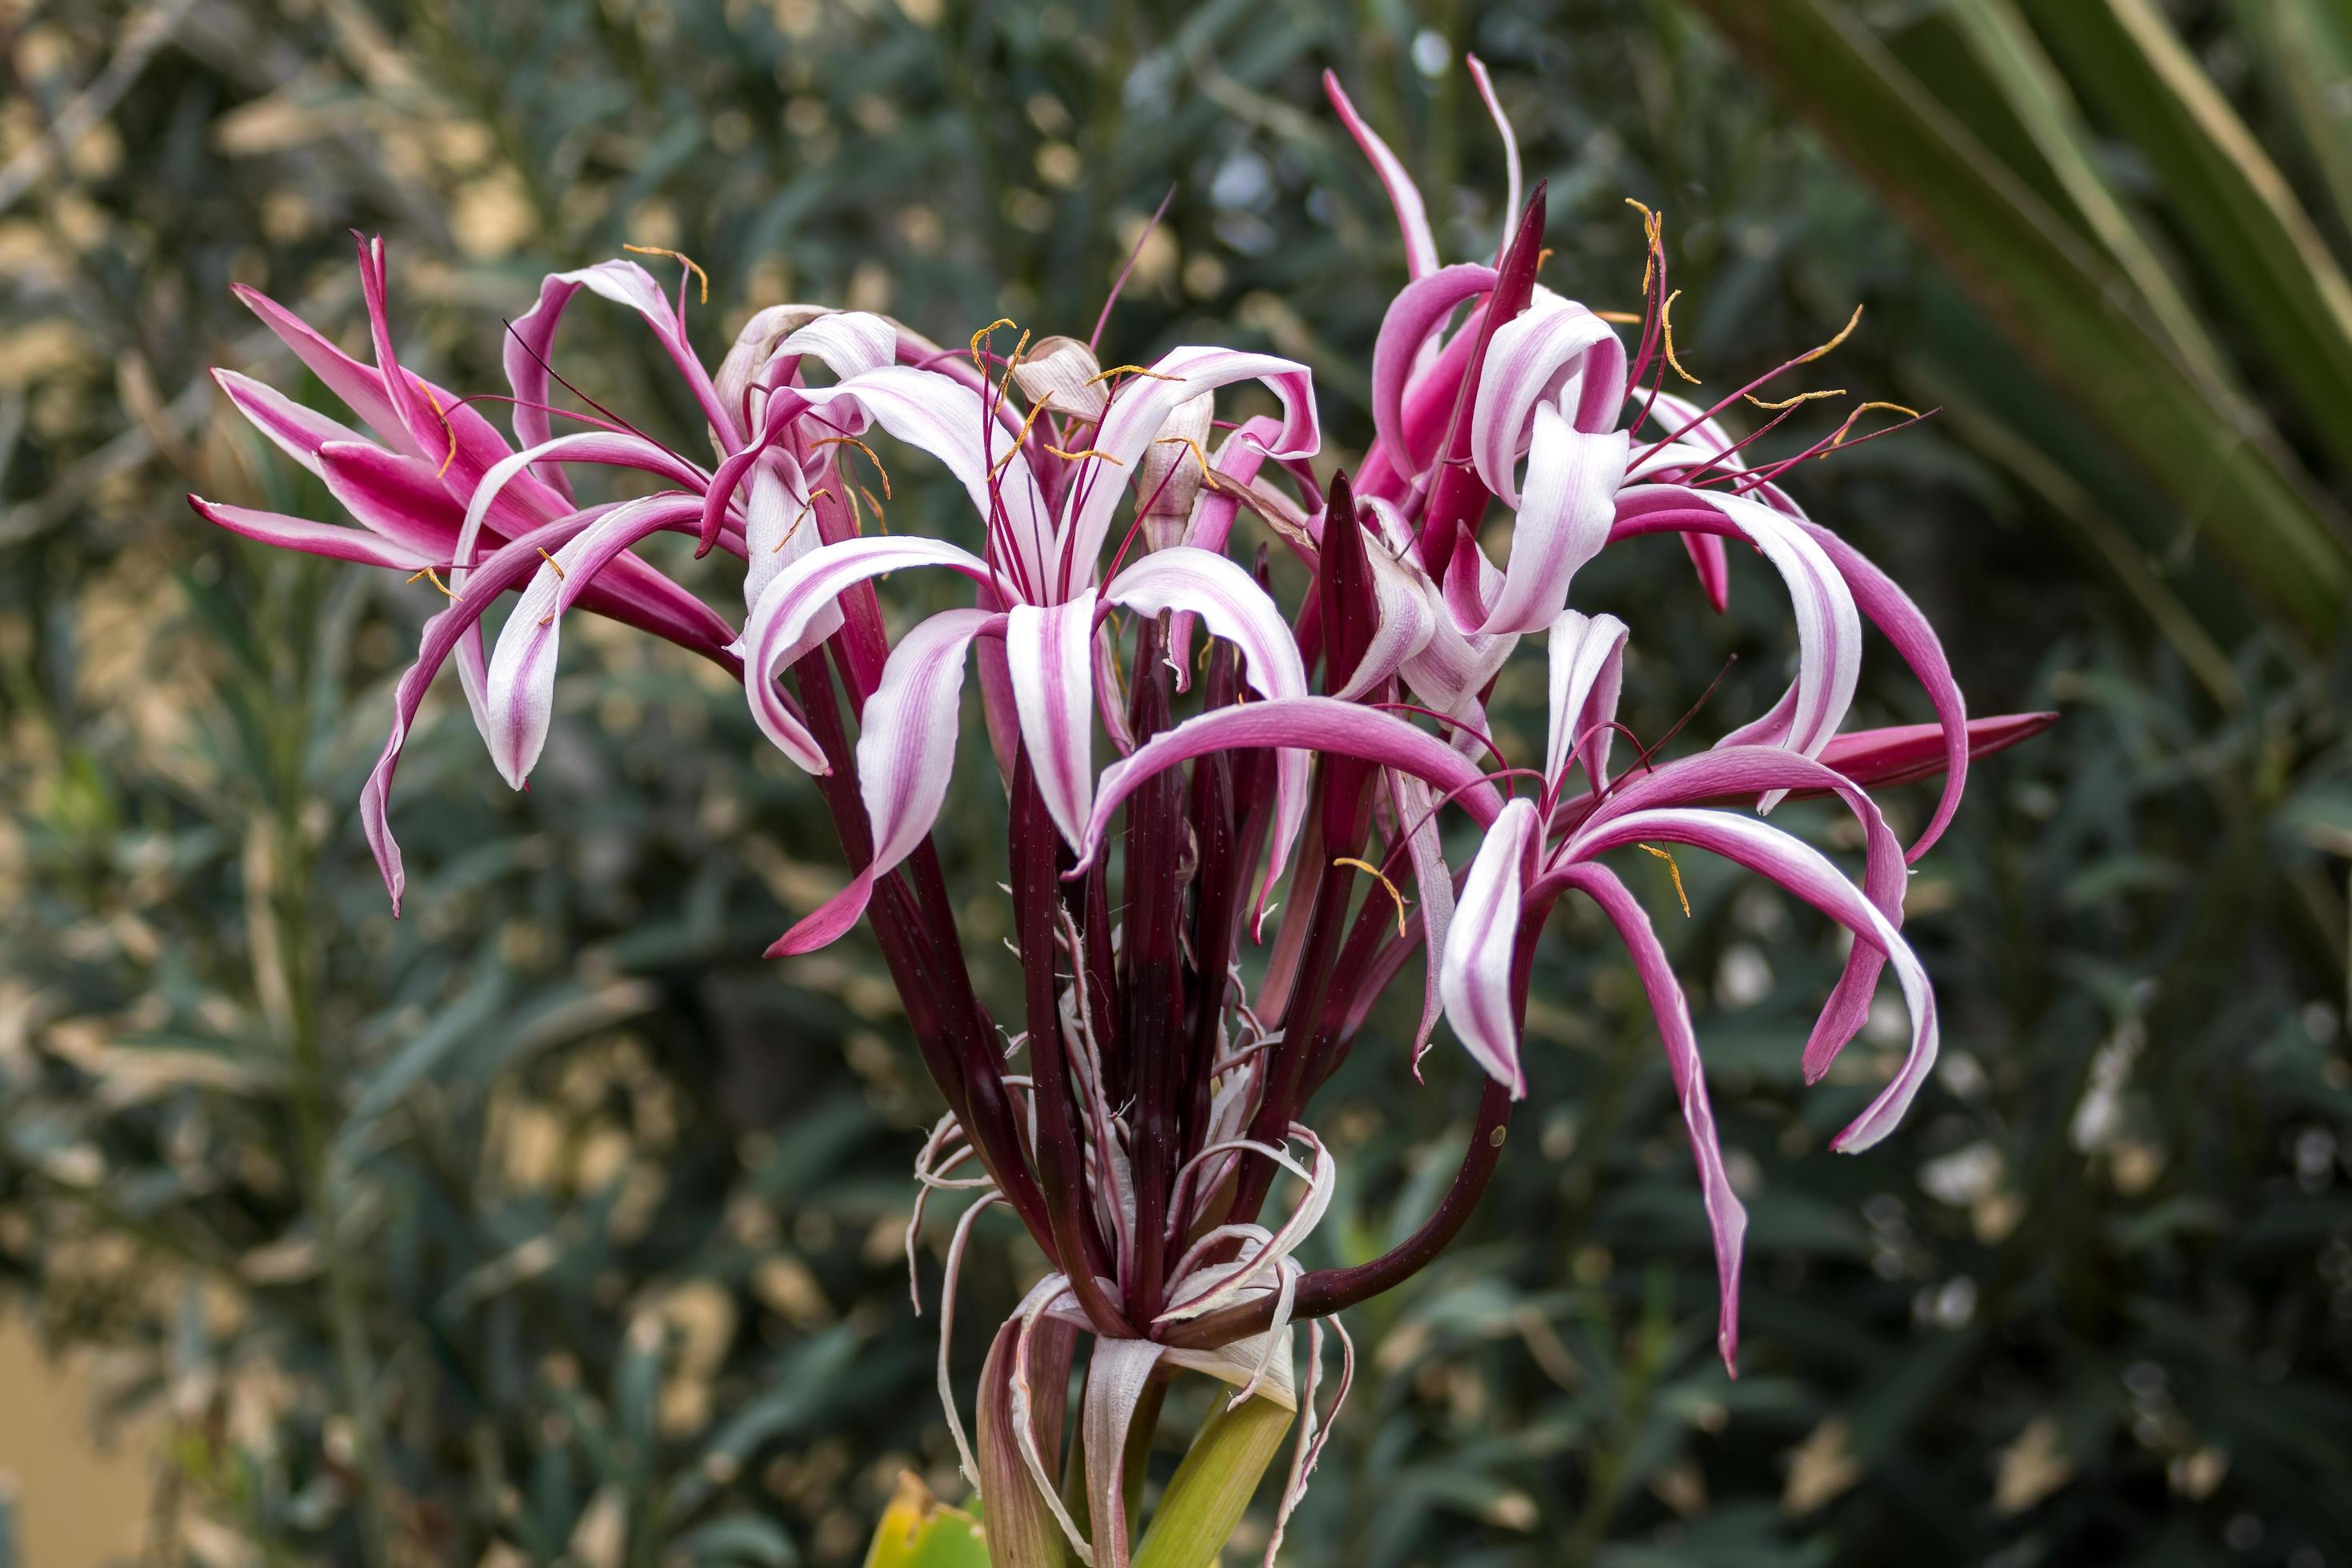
1638;843;1690;917
1830;400;1922;446
1661;290;1700;384
1744;387;1846;410
414;378;459;478
1154;434;1226;492
991;391;1059;478
1794;304;1864;366
1332;857;1407;938
858;484;886;530
1595;310;1643;324
1045;446;1122;464
535;546;566;578
969;318;1017;374
812;434;894;498
1536;246;1554;270
538;614;554;626
772;487;833;550
405;565;462;601
1082;363;1182;386
622;243;708;304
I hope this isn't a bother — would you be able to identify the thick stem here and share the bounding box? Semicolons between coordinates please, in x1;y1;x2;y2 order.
1122;623;1186;1322
1013;751;1134;1336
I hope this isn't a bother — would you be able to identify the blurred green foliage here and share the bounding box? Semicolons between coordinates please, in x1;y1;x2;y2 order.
1;0;2348;1564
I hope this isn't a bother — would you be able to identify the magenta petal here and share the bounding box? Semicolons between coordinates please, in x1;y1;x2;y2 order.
766;866;878;958
186;494;434;570
230;282;423;459
1371;265;1497;469
361;509;626;913
1558;806;1939;1153
1556;862;1747;1372
1324;68;1440;279
1819;713;2057;790
212;369;370;478
1079;697;1502;923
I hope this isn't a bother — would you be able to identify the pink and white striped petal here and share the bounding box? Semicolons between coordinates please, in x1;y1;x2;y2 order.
186;496;436;571
1006;590;1100;849
1323;69;1440;279
1476;409;1627;634
1555;863;1748;1371
1438;794;1539;1095
739;535;995;771
1543;610;1630;798
213;369;370;478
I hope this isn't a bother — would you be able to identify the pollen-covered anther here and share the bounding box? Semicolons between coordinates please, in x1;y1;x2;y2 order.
773;487;834;550
1333;856;1408;938
535;546;566;578
406;565;462;602
1661;289;1700;384
1153;433;1226;492
1638;842;1691;917
968;317;1017;374
812;434;894;498
990;390;1060;478
622;243;709;305
1829;401;1923;448
1744;388;1846;410
1595;310;1643;324
1082;363;1182;387
1044;445;1122;464
1794;304;1866;366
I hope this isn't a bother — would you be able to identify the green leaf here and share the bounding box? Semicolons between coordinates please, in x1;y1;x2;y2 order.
1678;0;2352;637
861;1474;990;1568
2018;0;2352;476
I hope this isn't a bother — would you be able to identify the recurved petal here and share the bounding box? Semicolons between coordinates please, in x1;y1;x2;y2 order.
1469;296;1628;505
1370;264;1496;473
1438;794;1538;1095
1323;69;1440;279
1542;610;1629;796
1556;863;1747;1371
1558;806;1938;1153
739;535;994;770
1476;410;1626;635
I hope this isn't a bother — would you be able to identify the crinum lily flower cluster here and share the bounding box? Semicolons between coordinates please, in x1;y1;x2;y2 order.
189;58;2052;1568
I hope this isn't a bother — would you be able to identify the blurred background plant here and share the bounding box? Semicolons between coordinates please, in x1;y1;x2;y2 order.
2;0;2348;1563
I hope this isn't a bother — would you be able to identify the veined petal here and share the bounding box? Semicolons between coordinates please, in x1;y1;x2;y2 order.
778;310;898;382
1081;1337;1166;1568
1476;411;1627;634
361;506;630;913
1078;697;1502;898
1323;69;1439;279
1006;591;1099;849
213;369;370;479
710;303;830;429
186;495;435;570
742;449;826;613
1582;746;1908;1083
1470;296;1628;505
1818;713;2055;791
316;441;467;556
1543;610;1629;796
975;1310;1077;1568
1370;265;1496;474
482;494;713;789
1439;795;1538;1095
1331;533;1438;701
454;431;710;590
800;366;1055;590
1613;484;1861;783
1010;334;1110;425
1061;346;1318;591
770;606;1000;958
505;258;739;452
1555;863;1747;1371
1558;807;1938;1153
739;535;994;770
